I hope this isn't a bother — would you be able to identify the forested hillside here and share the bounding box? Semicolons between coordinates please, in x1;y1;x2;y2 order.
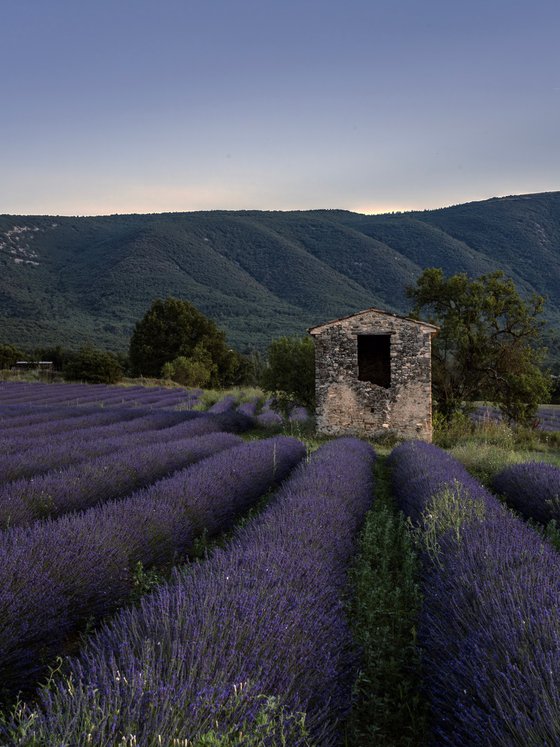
1;191;559;353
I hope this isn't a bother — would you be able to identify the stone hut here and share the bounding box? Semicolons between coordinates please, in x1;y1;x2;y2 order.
309;308;438;441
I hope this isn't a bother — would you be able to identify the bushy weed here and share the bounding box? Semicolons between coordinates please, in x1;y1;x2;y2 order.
434;410;516;449
417;482;486;562
196;387;263;411
452;442;560;486
3;689;311;747
450;443;526;486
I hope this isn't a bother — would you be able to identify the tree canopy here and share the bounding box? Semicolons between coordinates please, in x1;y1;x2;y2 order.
161;347;217;389
129;297;241;386
63;346;123;384
407;268;551;424
0;344;23;370
261;336;315;409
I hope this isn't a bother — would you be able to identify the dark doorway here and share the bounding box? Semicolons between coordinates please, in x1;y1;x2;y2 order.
357;334;391;388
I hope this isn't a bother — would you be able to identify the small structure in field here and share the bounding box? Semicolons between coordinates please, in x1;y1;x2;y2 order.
309;308;438;441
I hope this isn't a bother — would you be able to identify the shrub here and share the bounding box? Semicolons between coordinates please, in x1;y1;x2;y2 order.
261;336;315;409
63;346;123;384
0;344;24;370
161;347;217;388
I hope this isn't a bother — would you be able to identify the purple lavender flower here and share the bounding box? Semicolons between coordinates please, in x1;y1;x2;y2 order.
8;438;375;745
207;394;237;414
256;409;283;427
289;405;309;423
389;440;560;746
0;435;305;695
0;428;241;528
236;398;259;417
493;460;560;524
0;381;197;410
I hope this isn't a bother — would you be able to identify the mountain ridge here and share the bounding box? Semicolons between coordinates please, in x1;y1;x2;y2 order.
1;190;559;354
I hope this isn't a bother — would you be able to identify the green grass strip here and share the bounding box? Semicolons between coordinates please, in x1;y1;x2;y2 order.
345;456;427;746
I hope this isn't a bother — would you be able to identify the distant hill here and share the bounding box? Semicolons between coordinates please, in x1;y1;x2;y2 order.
1;191;560;355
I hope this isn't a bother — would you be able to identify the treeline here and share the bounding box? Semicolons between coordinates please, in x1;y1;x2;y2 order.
0;297;315;407
0;343;126;385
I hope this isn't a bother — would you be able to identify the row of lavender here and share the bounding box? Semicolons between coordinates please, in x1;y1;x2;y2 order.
0;435;306;697
0;406;193;449
4;437;375;745
0;408;192;460
211;394;310;426
1;406;238;477
0;427;232;528
492;460;560;525
0;409;256;520
389;441;560;745
0;382;310;426
0;382;200;410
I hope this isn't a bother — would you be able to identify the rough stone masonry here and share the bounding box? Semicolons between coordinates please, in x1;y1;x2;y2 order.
309;308;438;441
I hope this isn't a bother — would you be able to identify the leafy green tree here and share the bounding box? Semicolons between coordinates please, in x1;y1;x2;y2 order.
31;346;74;371
129;298;241;386
261;336;315;409
407;268;551;424
63;346;123;384
0;344;24;369
161;345;217;388
228;350;263;387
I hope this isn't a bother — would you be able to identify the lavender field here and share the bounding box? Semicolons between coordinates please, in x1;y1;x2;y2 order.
0;381;202;410
1;381;560;744
473;402;560;432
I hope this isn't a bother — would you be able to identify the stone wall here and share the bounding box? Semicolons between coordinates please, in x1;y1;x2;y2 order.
310;310;436;441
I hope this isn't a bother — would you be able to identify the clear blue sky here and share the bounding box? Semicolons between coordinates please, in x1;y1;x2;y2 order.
2;0;559;216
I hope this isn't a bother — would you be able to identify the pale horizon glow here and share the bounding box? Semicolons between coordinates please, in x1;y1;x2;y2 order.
1;0;559;217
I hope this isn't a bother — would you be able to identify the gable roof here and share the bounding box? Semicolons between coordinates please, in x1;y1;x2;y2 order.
308;307;439;334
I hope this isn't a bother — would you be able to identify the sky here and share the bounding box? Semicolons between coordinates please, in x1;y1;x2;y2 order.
1;0;559;216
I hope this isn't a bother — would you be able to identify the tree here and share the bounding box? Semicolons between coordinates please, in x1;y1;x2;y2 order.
261;336;315;409
161;345;217;388
407;268;551;424
0;344;24;370
63;346;123;384
31;345;70;371
129;297;241;386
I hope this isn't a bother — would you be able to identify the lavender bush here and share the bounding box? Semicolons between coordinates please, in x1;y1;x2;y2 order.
492;460;560;524
236;398;259;417
0;403;186;433
289;405;309;423
0;435;304;695
256;409;283;427
389;440;560;746
207;394;237;414
0;405;100;430
0;406;131;432
7;438;375;745
471;404;560;432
